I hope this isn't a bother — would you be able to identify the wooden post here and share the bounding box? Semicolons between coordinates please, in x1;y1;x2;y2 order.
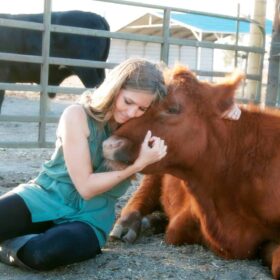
266;0;280;106
38;0;51;147
246;0;266;101
161;8;170;64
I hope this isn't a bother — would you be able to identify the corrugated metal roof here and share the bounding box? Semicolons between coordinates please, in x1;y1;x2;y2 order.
170;12;272;34
117;11;272;42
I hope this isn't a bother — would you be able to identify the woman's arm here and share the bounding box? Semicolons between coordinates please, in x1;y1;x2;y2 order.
57;105;166;200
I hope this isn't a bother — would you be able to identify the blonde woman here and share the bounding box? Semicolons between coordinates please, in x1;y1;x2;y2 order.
0;58;168;270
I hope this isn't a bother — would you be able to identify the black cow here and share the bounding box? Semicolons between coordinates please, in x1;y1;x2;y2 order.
0;10;110;112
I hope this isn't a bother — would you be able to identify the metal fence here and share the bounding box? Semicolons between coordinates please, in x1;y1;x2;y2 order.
0;0;266;148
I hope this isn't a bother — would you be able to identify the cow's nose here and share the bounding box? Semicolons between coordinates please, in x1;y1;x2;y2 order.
103;136;126;160
103;136;124;151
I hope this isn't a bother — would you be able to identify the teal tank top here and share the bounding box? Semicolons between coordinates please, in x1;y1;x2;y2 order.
13;109;132;247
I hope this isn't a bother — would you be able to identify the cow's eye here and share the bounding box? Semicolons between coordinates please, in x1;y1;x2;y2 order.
166;106;181;114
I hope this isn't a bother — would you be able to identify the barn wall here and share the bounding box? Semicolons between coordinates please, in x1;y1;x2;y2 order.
108;39;161;63
109;39;213;71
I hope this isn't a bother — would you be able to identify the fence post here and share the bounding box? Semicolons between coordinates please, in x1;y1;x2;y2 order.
38;0;52;147
161;8;171;64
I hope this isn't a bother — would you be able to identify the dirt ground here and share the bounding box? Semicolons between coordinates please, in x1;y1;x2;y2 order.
0;89;275;280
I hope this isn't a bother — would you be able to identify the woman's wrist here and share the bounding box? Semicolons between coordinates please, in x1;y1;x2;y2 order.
128;161;144;174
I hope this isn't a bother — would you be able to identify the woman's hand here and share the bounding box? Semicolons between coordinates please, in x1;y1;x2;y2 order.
132;130;167;171
222;103;241;120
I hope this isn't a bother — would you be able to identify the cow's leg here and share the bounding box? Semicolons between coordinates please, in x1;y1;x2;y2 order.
260;241;280;279
0;90;4;114
160;176;203;246
165;208;203;245
48;65;72;98
72;67;104;89
110;174;164;243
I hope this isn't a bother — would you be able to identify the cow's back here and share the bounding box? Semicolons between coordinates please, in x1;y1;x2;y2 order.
0;13;42;55
0;11;110;58
0;11;110;86
50;11;110;61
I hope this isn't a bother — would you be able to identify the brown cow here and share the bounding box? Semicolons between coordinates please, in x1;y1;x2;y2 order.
102;65;280;279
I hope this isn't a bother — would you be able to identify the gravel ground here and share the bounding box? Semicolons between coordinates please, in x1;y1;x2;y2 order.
0;92;275;280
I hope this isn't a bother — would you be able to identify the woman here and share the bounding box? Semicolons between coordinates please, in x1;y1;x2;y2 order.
0;58;168;271
0;58;241;271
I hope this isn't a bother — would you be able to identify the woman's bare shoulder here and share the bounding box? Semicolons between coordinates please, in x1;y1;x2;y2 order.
58;104;90;137
62;104;86;119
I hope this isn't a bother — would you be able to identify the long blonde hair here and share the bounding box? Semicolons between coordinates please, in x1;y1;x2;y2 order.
79;57;167;123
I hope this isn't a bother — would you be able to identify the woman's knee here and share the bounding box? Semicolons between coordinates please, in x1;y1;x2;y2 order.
17;222;101;270
18;241;57;270
0;193;32;241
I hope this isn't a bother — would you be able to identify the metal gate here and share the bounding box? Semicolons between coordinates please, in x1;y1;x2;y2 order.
0;0;266;148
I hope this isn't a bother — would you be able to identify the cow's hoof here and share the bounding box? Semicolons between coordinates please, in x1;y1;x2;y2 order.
141;217;151;231
122;229;137;243
109;224;124;240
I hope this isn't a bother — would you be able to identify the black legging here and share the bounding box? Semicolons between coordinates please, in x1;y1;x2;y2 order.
0;192;101;270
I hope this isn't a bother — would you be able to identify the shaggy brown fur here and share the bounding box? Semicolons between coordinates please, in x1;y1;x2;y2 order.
103;65;280;279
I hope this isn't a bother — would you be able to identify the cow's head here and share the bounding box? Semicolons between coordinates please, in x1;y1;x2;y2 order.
103;65;243;177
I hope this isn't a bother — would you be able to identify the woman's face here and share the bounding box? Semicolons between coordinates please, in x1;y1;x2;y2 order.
113;89;155;124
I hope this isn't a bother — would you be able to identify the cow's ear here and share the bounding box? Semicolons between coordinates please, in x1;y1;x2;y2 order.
212;70;244;116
